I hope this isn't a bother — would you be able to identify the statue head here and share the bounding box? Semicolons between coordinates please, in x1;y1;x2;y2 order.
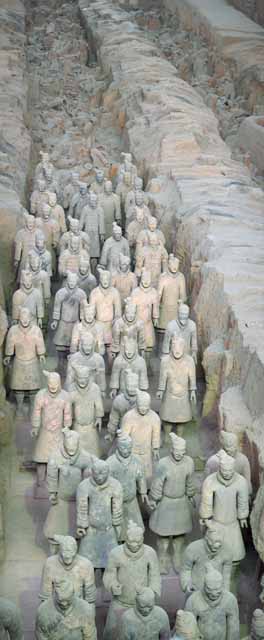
55;535;78;568
122;152;132;165
38;179;46;192
168;254;180;274
74;364;91;389
40;151;50;164
66;271;78;290
251;610;264;640
89;191;98;208
54;578;74;612
124;337;137;361
136;390;150;416
119;253;130;274
135;191;144;207
62;428;80;457
28;251;41;272
42;203;51;220
219;450;235;482
174;610;199;640
134;176;143;191
219;430;238;459
124;301;137;323
21;269;33;290
95;169;104;184
203;565;223;602
80;332;94;356
48;192;57;207
116;431;133;459
135;588;155;617
25;213;36;232
126;520;144;554
72;172;80;186
79;256;90;276
69;217;80;235
140;269;151;289
104;180;113;195
99;269;111;289
135;206;144;224
113;224;122;242
171;336;185;360
44;165;53;181
44;371;61;395
124;370;139;397
170;433;186;462
148;216;157;233
205;522;223;555
124;172;132;187
19;307;31;328
92;459;109;486
148;232;159;249
35;230;46;252
79;182;87;196
83;302;96;324
178;303;189;327
69;233;81;254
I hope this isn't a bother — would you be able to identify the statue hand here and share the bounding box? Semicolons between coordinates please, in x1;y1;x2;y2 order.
142;494;151;508
188;496;196;508
153;318;159;328
192;352;197;365
38;319;43;329
105;432;114;443
30;428;38;438
199;518;210;528
110;389;117;400
190;390;197;404
49;493;58;505
112;582;122;597
39;355;46;364
240;518;248;529
156;391;163;400
148;499;157;511
95;418;102;432
51;320;58;330
111;352;117;359
3;356;11;366
153;448;160;461
14;260;19;270
76;527;87;538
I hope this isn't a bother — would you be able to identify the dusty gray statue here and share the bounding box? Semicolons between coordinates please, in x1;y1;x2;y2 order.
69;182;88;219
59;216;90;255
12;269;44;327
35;577;97;640
158;255;187;331
162;303;198;362
58;234;90;279
172;609;200;640
157;335;196;443
90;168;105;196
99;179;121;238
131;269;159;352
14;212;38;276
111;300;145;357
110;338;148;399
108;432;148;540
125;175;145;219
136;216;165;255
51;271;86;372
77;257;97;298
100;224;130;274
40;534;96;604
66;332;106;396
200;450;249;563
31;371;72;487
135;231;168;288
70;364;104;457
90;269;121;364
185;565;240;640
242;609;264;640
149;433;195;573
77;459;123;568
180;521;232;593
70;302;105;356
44;428;94;552
118;587;170;640
27;251;51;308
103;521;161;640
112;254;137;310
32;230;52;277
63;172;80;212
116;171;132;214
106;370;139;441
0;598;23;640
30;178;48;216
204;430;252;496
4;307;45;417
80;191;105;272
121;390;160;485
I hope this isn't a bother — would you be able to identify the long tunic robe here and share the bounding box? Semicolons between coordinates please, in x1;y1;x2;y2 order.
136;244;168;288
80;204;105;258
90;285;121;345
119;606;170;640
53;286;86;349
108;451;147;538
32;389;72;463
99;192;121;239
12;286;44;324
107;392;137;437
162;318;197;357
100;237;130;274
180;537;232;593
204;450;252;495
58;248;90;278
5;323;45;391
40;552;96;604
149;454;195;536
66;351;106;394
185;589;240;640
70;381;104;457
158;353;196;423
110;352;148;394
111;270;137;309
121;408;160;483
14;227;38;273
131;286;159;350
158;271;187;330
112;316;145;354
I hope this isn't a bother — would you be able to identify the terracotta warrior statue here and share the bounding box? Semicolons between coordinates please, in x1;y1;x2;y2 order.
73;182;90;221
76;459;123;569
51;271;86;372
126;207;146;256
110;338;148;399
116;171;132;214
12;269;44;327
100;224;130;274
204;430;252;496
99;180;121;239
39;203;59;270
76;257;97;298
103;521;161;640
70;302;105;356
90;269;121;363
34;150;54;184
68;181;84;218
0;597;23;640
70;364;104;457
108;432;148;540
117;152;137;185
63;171;80;212
44;428;94;552
32;230;52;277
126;188;149;229
43;164;58;196
4;307;45;417
136;216;165;254
172;610;200;640
30;178;48;216
135;232;168;288
200;450;249;563
106;370;139;441
58;234;90;280
125;176;146;220
40;534;96;604
158;255;187;332
111;254;137;310
27;251;51;308
185;565;240;640
90;168;105;196
121;390;160;485
131;269;159;353
66;332;106;396
242;610;264;640
31;371;72;487
80;191;105;272
157;336;197;443
118;587;170;640
59;216;90;255
162;303;197;363
180;521;232;594
14;212;38;277
35;577;96;640
149;433;195;573
250;458;264;567
48;192;67;235
112;300;145;357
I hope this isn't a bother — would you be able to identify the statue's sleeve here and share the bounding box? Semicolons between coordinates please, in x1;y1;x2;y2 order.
149;462;166;503
237;477;249;521
65;357;74;391
159;610;171;640
179;273;187;303
14;232;22;262
148;548;161;597
139;358;149;390
138;322;146;352
63;394;72;428
135;251;144;278
162;326;171;355
180;543;195;592
47;456;59;495
36;290;44;320
121;413;132;436
188;357;196;391
77;483;89;529
5;328;15;357
53;290;63;320
60;208;67;233
94;384;104;418
12;291;20;321
35;328;46;357
112;319;121;353
136;459;147;496
118;616;134;640
97;324;105;355
242;455;252;496
226;594;240;640
151;416;161;450
103;550;119;592
152;290;159;320
199;476;214;521
0;599;24;640
112;482;123;526
83;562;96;604
114;194;121;222
79;206;86;231
31;391;43;432
158;357;168;392
43;273;51;302
185;458;195;498
161;247;168;271
39;559;54;600
222;551;232;591
100;240;108;269
113;289;122;319
52;221;60;246
190;322;198;355
185;594;197;619
99;207;105;236
58;251;67;276
157;275;165;303
82;613;97;640
110;357;121;391
46;251;52;277
70;323;79;353
97;355;106;393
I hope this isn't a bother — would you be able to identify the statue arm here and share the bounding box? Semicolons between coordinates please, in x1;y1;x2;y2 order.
77;487;89;529
226;595;240;640
14;235;22;263
5;328;15;357
64;360;74;391
148;549;161;597
84;565;96;604
52;291;62;320
159;611;171;640
111;319;121;353
12;292;20;322
70;324;79;353
199;477;214;521
186;460;196;498
139;359;149;390
222;554;232;591
36;291;44;321
63;396;73;429
46;457;59;495
60;208;67;234
152;291;160;321
31;391;43;433
158;358;167;393
136;461;147;497
113;290;122;319
103;552;119;592
190;323;198;357
188;358;197;391
97;357;106;394
161;328;170;355
58;252;66;276
43;273;51;303
109;358;120;392
180;546;195;592
100;241;108;269
36;328;46;357
242;456;252;496
237;479;249;521
152;417;161;451
99;208;105;236
94;384;104;418
39;560;54;601
114;194;121;223
179;273;187;303
83;617;97;640
138;322;146;353
112;484;123;527
149;463;165;504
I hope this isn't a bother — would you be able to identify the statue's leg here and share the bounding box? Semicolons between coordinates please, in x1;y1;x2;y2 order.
172;535;185;572
15;391;24;417
57;350;67;378
156;535;171;574
163;422;173;445
29;390;37;418
36;463;46;487
90;258;98;276
176;423;185;437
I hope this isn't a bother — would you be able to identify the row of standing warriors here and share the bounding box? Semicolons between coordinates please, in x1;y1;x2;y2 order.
0;151;262;640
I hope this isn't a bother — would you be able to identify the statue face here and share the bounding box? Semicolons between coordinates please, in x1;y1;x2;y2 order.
100;270;110;289
90;193;98;208
93;463;109;485
141;271;151;289
29;254;40;271
222;437;237;458
135;192;143;207
20;308;31;327
72;173;79;186
136;208;144;224
113;227;122;241
26;216;35;232
169;256;179;274
60;543;77;567
178;307;189;326
206;529;222;554
120;256;129;273
172;337;185;359
49;193;57;207
134;177;143;190
81;335;94;355
67;272;78;289
126;374;138;396
125;304;136;323
22;271;33;290
204;582;222;602
55;581;74;611
47;375;61;395
171;442;186;462
80;185;87;196
219;460;234;482
42;152;49;164
84;304;95;323
124;340;136;360
38;180;45;192
64;432;79;456
45;166;53;180
69;234;80;253
117;439;132;458
136;597;154;617
42;204;51;220
137;394;150;416
105;180;112;194
70;219;80;234
126;532;143;554
149;235;158;248
148;218;157;233
79;259;90;275
76;371;90;388
96;170;104;183
35;234;45;251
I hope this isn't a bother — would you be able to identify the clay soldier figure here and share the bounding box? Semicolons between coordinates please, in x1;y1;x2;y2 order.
0;597;24;640
131;269;159;354
108;432;148;539
34;150;54;184
31;371;72;487
106;370;139;441
80;191;105;272
90;270;121;363
63;171;80;212
200;450;249;563
149;433;195;573
44;429;94;551
126;190;150;230
70;302;105;356
70;364;104;457
158;255;187;331
112;254;137;310
100;224;130;274
90;168;105;196
35;577;97;640
39;203;60;272
27;251;51;307
110;338;148;399
69;182;89;219
242;610;264;640
136;232;168;288
43;164;58;198
126;207;146;256
136;216;165;254
66;333;106;396
51;271;86;372
204;430;252;496
59;216;90;255
30;178;48;216
125;176;145;220
99;180;121;238
32;230;52;277
185;565;240;640
117;152;137;185
162;303;198;363
77;459;123;569
180;521;232;594
58;234;90;279
157;336;197;443
48;192;67;234
40;534;96;604
103;521;161;640
172;610;200;640
112;301;145;357
116;171;132;215
14;212;38;278
12;269;44;327
4;308;45;416
119;587;170;640
121;390;160;485
77;257;97;298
